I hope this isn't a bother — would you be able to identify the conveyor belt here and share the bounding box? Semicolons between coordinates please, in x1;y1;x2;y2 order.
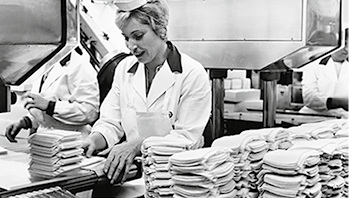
0;160;143;198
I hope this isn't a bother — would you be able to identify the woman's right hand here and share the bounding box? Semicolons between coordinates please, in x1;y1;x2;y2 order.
82;137;97;158
82;132;107;158
103;139;141;184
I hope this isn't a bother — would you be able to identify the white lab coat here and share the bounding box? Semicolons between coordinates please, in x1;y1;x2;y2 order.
300;57;348;117
92;42;212;150
28;49;100;134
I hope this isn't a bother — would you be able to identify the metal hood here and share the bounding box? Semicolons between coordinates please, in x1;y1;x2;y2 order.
0;0;79;112
0;0;79;86
167;0;344;71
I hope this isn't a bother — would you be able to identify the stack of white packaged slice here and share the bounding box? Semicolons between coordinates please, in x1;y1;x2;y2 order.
286;123;335;142
168;147;236;198
288;138;348;198
287;118;348;143
338;139;348;197
240;127;292;151
7;186;77;198
141;134;194;198
28;130;84;179
258;149;322;198
211;133;269;198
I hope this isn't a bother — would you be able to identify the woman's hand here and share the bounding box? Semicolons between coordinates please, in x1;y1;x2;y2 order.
104;139;142;184
82;132;108;158
23;92;49;111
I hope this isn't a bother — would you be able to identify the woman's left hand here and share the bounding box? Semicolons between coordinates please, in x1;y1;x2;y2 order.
104;139;142;184
23;92;49;111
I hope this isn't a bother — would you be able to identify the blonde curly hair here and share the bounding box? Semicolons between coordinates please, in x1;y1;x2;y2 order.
115;0;169;41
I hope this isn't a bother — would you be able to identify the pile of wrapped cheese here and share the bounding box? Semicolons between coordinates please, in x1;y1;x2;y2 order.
28;130;83;178
141;134;193;197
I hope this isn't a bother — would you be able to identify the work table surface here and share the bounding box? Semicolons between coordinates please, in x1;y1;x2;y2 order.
0;105;145;198
224;110;338;125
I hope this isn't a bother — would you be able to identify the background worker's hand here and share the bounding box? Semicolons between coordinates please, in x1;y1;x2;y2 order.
5;118;29;142
23;92;49;111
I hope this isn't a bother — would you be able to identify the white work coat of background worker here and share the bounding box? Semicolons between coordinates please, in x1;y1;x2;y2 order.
300;28;348;118
5;47;100;142
91;42;211;153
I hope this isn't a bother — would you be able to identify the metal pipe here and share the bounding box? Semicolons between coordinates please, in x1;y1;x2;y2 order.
260;70;281;128
212;78;224;138
0;79;10;113
210;69;227;139
262;80;277;127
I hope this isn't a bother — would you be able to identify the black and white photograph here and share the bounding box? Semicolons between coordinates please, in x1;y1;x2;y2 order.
0;0;348;197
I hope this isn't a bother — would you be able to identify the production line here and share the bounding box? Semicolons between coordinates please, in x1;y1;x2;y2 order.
0;0;348;197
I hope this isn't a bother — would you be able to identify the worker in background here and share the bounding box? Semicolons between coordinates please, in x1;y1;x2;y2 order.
82;0;211;186
300;28;348;118
5;47;100;142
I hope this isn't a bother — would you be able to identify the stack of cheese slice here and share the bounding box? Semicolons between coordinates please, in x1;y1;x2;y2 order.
141;134;193;198
168;147;236;198
28;130;83;178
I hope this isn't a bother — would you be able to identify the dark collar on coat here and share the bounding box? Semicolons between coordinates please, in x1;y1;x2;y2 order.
59;47;82;66
60;53;71;67
319;56;331;65
319;55;348;65
127;41;182;74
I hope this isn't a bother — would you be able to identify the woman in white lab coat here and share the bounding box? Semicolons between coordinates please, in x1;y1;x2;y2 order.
5;47;100;142
300;28;348;118
82;0;212;185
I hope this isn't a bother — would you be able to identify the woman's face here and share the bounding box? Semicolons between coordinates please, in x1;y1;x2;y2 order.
121;17;163;64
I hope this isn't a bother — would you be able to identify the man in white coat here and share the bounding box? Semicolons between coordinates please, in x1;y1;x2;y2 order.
300;28;348;118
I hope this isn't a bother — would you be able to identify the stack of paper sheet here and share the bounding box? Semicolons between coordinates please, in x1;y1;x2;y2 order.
141;134;194;198
168;147;236;198
258;149;322;198
289;138;348;198
211;133;268;198
28;130;83;179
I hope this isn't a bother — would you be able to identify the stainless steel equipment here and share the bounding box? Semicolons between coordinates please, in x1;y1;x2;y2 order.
0;0;79;112
0;0;345;134
168;0;343;70
167;0;344;138
0;2;143;195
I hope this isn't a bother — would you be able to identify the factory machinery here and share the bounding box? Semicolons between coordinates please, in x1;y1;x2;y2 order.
0;0;346;196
